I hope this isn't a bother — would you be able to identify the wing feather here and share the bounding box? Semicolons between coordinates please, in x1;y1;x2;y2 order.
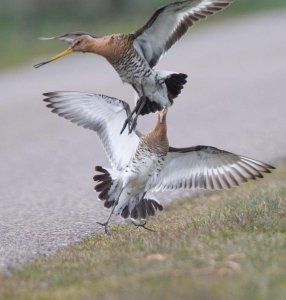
43;91;140;170
151;146;274;192
133;0;233;67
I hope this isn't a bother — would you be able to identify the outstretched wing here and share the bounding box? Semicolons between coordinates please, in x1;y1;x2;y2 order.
150;145;274;192
133;0;233;67
44;91;140;170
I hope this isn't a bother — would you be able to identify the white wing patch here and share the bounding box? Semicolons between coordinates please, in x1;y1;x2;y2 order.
44;91;140;170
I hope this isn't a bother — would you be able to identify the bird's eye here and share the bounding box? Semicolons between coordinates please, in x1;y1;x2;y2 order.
76;40;81;46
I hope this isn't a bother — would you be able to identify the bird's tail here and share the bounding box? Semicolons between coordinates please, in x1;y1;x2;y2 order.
136;97;163;116
136;72;188;116
164;72;188;101
94;167;163;219
120;193;163;220
93;166;122;208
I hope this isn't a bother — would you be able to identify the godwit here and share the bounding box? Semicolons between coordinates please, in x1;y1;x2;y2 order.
44;91;274;234
35;0;233;132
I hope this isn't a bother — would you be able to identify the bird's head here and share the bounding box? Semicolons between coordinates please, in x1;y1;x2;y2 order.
34;32;97;68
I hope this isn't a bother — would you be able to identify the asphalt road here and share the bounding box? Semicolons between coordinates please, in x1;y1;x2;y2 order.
1;11;286;273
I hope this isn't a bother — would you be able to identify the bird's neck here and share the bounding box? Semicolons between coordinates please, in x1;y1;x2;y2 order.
142;117;169;153
86;36;111;57
87;34;131;62
153;118;167;139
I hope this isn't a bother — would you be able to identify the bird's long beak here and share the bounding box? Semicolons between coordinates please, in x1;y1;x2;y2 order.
158;108;168;123
34;47;73;68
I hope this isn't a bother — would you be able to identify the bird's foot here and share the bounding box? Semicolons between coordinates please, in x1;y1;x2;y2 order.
129;118;138;134
120;117;133;135
132;221;156;232
96;221;111;235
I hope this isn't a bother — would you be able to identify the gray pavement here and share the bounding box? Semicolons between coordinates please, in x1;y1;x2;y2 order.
1;11;286;273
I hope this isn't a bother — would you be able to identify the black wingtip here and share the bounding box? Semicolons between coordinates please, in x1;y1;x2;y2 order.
43;92;57;97
34;61;49;68
43;92;57;103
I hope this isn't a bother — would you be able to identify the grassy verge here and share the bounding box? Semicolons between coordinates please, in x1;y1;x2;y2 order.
0;160;286;300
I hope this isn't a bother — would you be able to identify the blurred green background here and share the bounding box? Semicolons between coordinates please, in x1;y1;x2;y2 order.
0;0;286;69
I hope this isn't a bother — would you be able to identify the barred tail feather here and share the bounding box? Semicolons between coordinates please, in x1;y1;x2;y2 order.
137;96;163;116
121;198;163;220
137;72;187;116
93;166;121;208
165;72;188;100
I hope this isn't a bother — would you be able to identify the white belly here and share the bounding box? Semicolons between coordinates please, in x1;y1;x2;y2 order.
114;151;165;216
123;152;160;191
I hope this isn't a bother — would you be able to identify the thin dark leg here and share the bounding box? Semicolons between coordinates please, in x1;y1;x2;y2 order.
96;190;124;235
96;202;117;235
121;84;149;134
141;192;147;201
131;192;156;232
120;99;142;135
131;220;156;232
129;83;148;133
129;96;147;133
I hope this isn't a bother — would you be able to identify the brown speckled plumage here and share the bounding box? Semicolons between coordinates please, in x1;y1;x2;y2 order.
101;34;135;65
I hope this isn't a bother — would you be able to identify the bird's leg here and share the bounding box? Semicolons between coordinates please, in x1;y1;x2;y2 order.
131;220;156;232
131;192;155;232
129;84;148;133
96;189;124;235
96;202;117;235
141;192;147;201
129;96;147;133
120;99;142;135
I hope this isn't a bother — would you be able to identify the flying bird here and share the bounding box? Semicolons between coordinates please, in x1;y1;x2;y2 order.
44;91;274;234
36;0;233;132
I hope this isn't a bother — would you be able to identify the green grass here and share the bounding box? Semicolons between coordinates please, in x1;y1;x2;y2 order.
1;0;286;70
0;160;286;300
227;0;286;14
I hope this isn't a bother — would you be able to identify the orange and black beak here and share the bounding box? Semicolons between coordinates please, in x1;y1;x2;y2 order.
34;47;73;68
